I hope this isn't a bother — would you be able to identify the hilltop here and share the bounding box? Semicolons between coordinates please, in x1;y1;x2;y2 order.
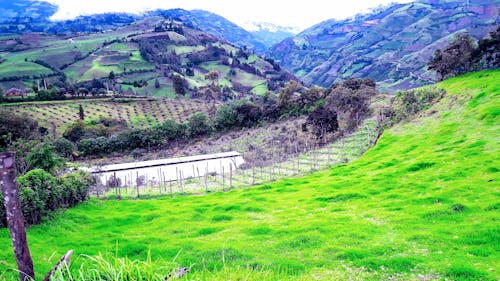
268;0;499;91
0;1;272;53
0;70;497;280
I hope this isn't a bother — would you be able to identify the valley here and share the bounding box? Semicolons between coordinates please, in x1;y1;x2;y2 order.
0;1;498;281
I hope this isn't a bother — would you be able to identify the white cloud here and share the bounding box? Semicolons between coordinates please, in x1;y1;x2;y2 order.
45;0;413;31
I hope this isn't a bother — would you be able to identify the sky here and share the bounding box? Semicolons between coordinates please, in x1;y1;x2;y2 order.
45;0;412;32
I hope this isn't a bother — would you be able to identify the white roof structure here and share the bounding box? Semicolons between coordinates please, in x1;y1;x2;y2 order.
87;151;242;173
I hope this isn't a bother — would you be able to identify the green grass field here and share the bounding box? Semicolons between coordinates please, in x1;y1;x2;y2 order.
0;70;498;280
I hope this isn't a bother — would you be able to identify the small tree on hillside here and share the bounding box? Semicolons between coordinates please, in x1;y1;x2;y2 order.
306;106;339;140
172;75;186;96
187;112;212;137
428;33;475;80
26;142;63;173
473;27;500;70
154;78;161;89
203;70;221;115
78;104;85;120
326;78;378;131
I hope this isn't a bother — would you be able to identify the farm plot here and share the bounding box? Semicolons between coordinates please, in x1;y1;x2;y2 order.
0;50;54;79
7;98;213;136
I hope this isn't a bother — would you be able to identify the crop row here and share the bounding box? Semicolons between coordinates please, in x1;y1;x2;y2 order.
11;98;213;136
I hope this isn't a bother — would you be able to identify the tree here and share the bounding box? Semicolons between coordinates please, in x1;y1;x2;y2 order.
0;110;40;148
214;103;237;131
26;142;63;173
306;106;339;139
154;78;161;89
155;119;186;141
326;78;378;130
172;75;186;96
205;70;219;87
63;120;87;142
108;71;115;81
428;33;475;80
203;70;221;115
278;80;303;115
472;27;500;70
78;105;85;120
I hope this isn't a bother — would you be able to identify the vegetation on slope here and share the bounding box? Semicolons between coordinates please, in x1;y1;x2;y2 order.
0;70;498;280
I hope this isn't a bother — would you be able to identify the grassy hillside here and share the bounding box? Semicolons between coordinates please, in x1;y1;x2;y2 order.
0;70;498;280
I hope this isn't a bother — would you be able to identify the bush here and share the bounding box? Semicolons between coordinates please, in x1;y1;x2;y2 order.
187;112;212;137
26;142;64;173
214;103;238;131
0;169;93;227
214;101;263;131
391;86;445;123
154;119;187;141
78;137;110;156
0;109;40;147
63;120;88;142
53;138;75;158
306;106;339;139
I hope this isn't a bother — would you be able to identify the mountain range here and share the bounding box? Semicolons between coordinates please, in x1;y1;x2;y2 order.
268;0;499;90
0;0;280;53
0;0;499;92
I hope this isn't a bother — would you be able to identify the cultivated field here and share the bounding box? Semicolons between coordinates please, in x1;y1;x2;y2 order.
2;97;214;136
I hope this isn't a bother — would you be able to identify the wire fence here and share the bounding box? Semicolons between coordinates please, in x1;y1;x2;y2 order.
90;118;383;199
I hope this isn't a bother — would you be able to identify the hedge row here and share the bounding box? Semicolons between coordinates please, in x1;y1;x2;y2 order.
0;169;94;227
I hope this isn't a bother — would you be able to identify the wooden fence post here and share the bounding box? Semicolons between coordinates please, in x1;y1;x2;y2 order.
252;166;255;186
229;164;233;189
0;152;35;281
222;166;225;191
136;171;140;198
204;166;208;192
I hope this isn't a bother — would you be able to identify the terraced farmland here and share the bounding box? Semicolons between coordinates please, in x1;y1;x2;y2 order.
3;98;214;136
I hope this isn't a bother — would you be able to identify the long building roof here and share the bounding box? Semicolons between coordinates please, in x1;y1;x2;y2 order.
85;151;242;173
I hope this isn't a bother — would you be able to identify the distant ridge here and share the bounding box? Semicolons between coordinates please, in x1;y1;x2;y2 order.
268;0;500;91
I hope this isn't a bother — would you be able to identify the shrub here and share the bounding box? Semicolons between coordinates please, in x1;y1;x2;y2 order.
391;87;445;123
53;138;75;159
26;142;64;173
214;101;263;131
306;106;339;139
77;137;110;156
0;109;40;147
214;103;237;131
325;78;378;130
154;119;186;141
187;113;212;137
0;169;93;227
63;120;88;142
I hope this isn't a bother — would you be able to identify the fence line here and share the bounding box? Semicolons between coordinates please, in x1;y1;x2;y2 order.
89;118;383;199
